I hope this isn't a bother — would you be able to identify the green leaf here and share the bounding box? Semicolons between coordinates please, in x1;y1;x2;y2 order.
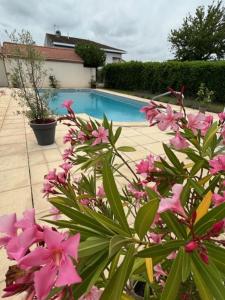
79;237;109;257
191;252;225;300
205;242;225;275
101;245;135;300
117;146;136;152
137;240;184;258
181;248;191;282
160;249;183;300
161;212;187;239
163;143;184;172
189;179;205;196
109;235;132;258
190;159;205;176
202;122;218;154
134;198;159;239
113;126;122;144
103;160;130;234
194;202;225;235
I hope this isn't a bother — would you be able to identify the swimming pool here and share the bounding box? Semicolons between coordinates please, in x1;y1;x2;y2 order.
48;89;146;122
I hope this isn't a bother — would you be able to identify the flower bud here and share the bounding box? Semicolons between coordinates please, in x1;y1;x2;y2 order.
199;251;209;264
211;221;224;236
185;241;198;252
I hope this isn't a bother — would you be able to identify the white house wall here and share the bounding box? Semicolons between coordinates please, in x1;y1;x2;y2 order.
0;58;8;87
4;58;95;88
105;52;122;64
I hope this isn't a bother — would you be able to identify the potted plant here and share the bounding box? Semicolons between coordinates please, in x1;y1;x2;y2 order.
196;82;214;113
1;90;225;300
7;30;57;145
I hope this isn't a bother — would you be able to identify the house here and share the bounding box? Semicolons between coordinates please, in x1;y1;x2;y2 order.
0;42;95;88
44;32;126;64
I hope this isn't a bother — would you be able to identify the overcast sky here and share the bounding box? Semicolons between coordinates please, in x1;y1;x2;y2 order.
0;0;215;61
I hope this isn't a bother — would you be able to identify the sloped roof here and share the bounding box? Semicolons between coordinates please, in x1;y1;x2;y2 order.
2;42;83;63
46;33;126;53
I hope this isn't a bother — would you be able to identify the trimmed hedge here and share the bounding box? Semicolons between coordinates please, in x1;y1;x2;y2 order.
103;61;225;103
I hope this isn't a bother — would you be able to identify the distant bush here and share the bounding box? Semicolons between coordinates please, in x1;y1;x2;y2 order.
103;61;225;102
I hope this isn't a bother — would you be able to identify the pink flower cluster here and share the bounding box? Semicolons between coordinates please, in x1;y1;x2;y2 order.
0;210;81;300
209;155;225;174
136;154;159;178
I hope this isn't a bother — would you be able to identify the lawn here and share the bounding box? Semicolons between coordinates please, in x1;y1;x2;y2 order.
104;89;224;113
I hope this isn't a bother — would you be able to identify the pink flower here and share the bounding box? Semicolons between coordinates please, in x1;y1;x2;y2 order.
62;99;74;110
136;154;158;177
42;181;55;197
212;192;225;206
170;131;189;150
128;185;146;200
92;127;109;145
78;131;87;143
19;228;81;300
63;133;74;144
187;113;207;135
45;169;57;181
97;186;105;198
221;126;225;143
185;241;198;252
80;199;90;206
60;162;72;174
209;155;225;174
155;105;182;131
62;147;74;161
210;220;224;236
218;112;225;122
167;251;177;260
49;206;61;220
79;286;102;300
201;115;213;136
140;102;159;124
148;232;162;244
57;171;66;184
158;184;186;217
0;213;17;247
154;264;167;281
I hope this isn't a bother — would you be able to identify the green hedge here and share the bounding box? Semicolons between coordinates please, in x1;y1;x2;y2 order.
103;61;225;103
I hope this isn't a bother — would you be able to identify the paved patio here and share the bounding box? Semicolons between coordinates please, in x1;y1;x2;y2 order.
0;88;209;298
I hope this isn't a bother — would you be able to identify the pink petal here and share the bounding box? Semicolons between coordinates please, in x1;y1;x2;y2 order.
34;264;57;300
62;233;80;260
16;209;35;229
0;213;17;236
55;256;82;287
44;228;64;250
19;248;50;268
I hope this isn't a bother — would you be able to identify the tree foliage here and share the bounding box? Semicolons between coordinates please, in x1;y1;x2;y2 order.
168;1;225;60
75;42;106;69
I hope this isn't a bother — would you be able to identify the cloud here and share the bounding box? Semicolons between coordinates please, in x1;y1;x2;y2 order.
0;0;214;61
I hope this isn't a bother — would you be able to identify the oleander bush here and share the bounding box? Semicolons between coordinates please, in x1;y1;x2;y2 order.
103;61;225;103
1;91;225;299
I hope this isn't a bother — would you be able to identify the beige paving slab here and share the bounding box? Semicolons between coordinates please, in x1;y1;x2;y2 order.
0;167;30;193
0;134;26;145
30;163;48;185
32;183;51;213
0;186;32;215
28;150;46;166
0;128;26;137
0;143;26;157
143;142;165;155
43;148;62;162
0;153;28;171
129;135;157;146
125;145;149;161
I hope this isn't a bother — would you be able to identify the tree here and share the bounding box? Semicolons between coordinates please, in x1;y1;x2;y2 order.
168;1;225;60
75;42;106;75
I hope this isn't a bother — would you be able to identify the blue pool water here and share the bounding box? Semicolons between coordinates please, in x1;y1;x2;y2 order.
48;89;146;122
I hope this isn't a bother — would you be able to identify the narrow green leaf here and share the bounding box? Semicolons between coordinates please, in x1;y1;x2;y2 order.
134;199;159;239
79;237;109;257
109;235;132;258
117;146;136;152
101;245;135;300
103;160;130;234
189;179;204;196
113;127;122;144
161;212;187;239
163;143;184;172
190;159;205;177
137;240;184;258
191;252;225;300
205;242;225;275
181;248;191;282
202;122;218;153
160;249;183;300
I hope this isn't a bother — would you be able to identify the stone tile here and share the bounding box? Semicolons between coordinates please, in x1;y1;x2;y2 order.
0;128;25;137
0;167;30;192
116;137;139;147
1;123;25;129
121;128;140;137
0;187;32;215
0;143;26;157
43;148;62;162
125;146;149;161
47;160;63;171
32;183;51;213
28;150;46;166
0;134;26;145
0;153;28;171
30;163;48;184
143;142;165;155
129;135;157;146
